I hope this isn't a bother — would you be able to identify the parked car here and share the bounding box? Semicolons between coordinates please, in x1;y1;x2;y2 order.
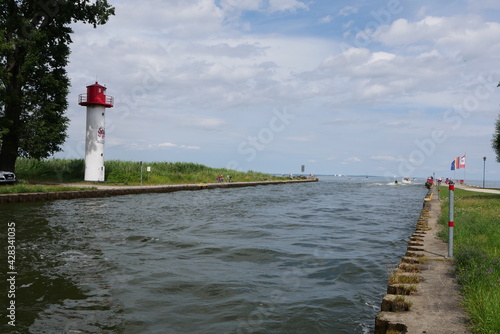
0;171;16;184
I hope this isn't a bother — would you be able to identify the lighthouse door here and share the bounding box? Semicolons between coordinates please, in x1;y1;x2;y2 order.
99;166;105;182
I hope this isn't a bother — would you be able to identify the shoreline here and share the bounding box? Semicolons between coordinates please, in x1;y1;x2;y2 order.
0;178;318;204
374;187;470;333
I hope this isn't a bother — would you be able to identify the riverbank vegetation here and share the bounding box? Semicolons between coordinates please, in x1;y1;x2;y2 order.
0;183;95;194
438;188;500;333
0;158;283;194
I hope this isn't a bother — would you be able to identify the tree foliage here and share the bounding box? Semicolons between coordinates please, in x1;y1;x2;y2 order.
493;112;500;163
0;0;115;172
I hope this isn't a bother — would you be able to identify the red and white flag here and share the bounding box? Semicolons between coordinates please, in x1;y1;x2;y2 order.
459;155;466;168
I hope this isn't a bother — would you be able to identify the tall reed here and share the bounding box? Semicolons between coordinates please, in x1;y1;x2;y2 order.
13;158;280;185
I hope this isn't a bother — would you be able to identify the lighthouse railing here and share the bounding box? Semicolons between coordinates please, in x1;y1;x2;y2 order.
78;94;88;104
105;96;114;106
78;93;114;107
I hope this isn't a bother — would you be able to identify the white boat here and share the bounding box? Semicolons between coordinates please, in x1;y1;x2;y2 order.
401;178;412;184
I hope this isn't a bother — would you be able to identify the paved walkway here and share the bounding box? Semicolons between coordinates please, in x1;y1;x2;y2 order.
453;184;500;194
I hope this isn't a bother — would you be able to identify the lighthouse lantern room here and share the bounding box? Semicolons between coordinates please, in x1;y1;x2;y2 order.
79;82;114;182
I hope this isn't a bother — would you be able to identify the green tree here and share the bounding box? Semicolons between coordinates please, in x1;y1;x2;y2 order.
0;0;115;173
493;112;500;162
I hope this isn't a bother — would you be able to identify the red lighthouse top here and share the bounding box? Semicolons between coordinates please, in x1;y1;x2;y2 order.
79;82;114;108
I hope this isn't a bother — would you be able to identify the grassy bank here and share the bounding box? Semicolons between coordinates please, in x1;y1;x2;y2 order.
0;183;95;194
438;187;500;333
0;158;284;194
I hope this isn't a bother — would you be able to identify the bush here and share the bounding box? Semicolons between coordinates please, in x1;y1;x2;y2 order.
16;158;84;182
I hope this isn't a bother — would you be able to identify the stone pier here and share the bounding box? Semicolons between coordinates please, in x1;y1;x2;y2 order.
0;179;318;204
374;187;470;333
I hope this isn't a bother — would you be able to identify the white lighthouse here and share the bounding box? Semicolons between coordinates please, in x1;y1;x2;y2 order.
79;82;114;182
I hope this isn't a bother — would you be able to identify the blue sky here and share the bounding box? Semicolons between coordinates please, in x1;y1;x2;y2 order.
57;0;500;180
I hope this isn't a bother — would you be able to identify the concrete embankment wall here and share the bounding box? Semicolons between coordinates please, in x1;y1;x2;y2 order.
0;179;318;204
374;189;435;333
374;187;470;333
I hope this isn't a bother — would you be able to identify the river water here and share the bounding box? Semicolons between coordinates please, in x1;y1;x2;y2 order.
1;177;428;334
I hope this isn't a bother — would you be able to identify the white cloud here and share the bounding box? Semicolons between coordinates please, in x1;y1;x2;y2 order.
319;15;333;24
339;6;358;17
375;15;500;60
158;143;178;148
219;0;263;12
369;51;396;63
129;142;201;151
371;156;402;162
374;17;445;46
111;0;225;39
179;145;202;150
268;0;309;13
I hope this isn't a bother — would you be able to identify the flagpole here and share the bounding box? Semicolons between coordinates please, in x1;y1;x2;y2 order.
463;153;466;184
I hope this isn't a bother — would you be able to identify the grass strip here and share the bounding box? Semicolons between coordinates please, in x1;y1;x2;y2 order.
0;183;96;194
438;188;500;333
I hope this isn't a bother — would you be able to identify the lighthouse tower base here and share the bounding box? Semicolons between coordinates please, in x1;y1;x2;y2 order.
85;165;105;182
84;105;106;182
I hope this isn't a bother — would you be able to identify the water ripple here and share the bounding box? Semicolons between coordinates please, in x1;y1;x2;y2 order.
1;177;427;333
